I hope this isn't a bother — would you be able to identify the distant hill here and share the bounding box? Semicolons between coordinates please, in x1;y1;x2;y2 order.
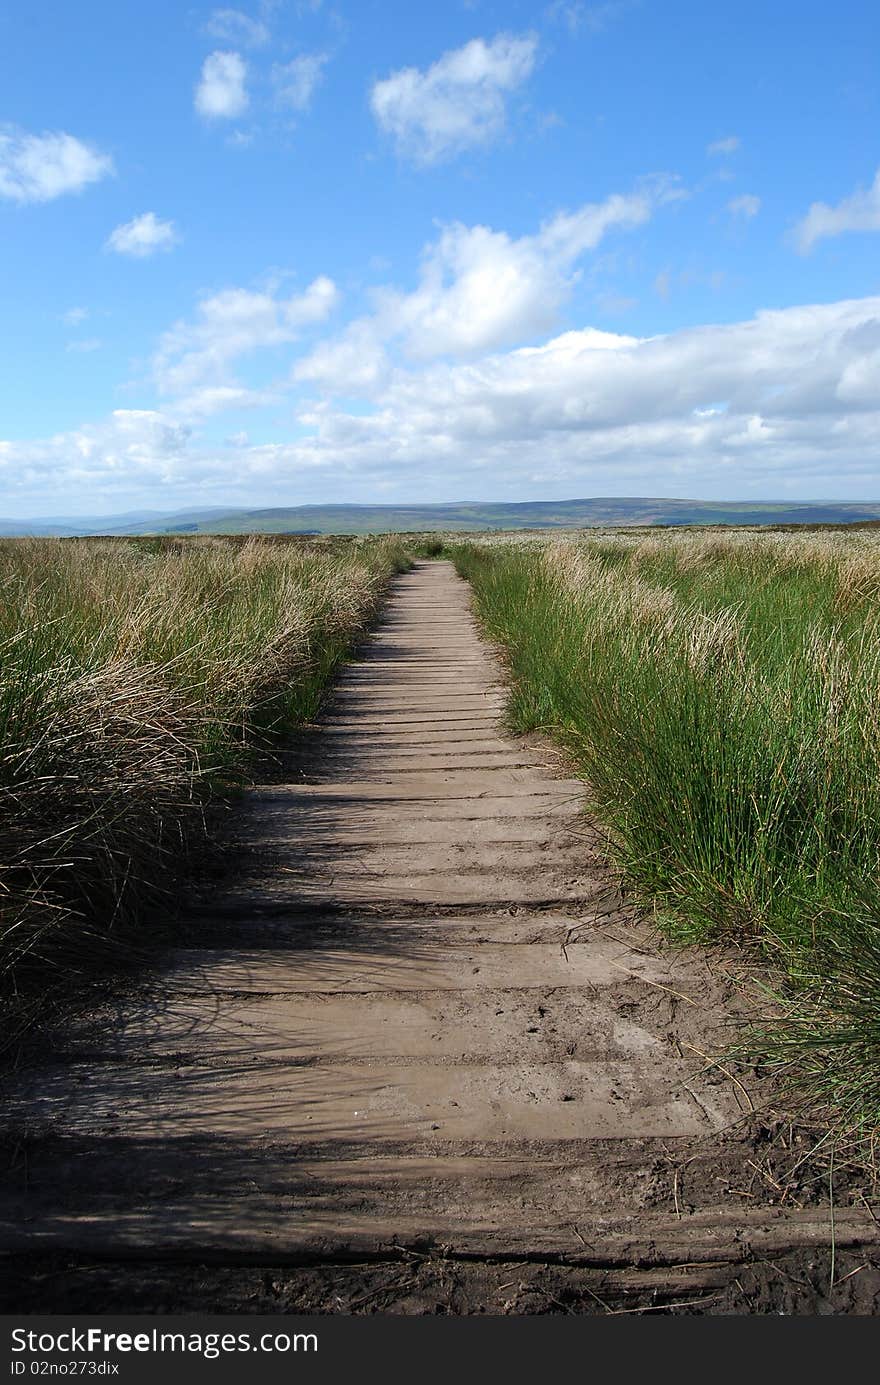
3;498;880;537
0;507;240;538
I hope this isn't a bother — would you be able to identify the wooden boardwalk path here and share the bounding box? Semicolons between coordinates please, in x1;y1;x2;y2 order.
3;561;877;1310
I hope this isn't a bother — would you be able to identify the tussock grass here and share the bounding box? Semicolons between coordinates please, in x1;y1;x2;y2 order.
0;534;411;1012
454;530;880;1137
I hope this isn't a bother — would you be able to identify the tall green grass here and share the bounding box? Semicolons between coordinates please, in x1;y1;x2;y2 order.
454;532;880;1135
0;534;412;1010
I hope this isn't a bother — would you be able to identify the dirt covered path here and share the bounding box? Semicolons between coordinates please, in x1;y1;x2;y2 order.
3;561;878;1313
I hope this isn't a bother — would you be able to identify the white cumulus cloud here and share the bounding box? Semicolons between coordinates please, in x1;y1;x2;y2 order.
195;51;249;119
370;32;538;164
286;295;880;498
792;168;880;253
295;178;681;387
294;321;390;394
0;127;113;203
0;411;193;504
155;276;339;398
6;296;880;509
105;212;179;258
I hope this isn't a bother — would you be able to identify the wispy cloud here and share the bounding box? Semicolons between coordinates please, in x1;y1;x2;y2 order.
727;193;761;219
0;126;113;203
203;8;270;47
272;54;328;111
792;168;880;253
707;135;741;156
370;32;539;165
545;2;634;36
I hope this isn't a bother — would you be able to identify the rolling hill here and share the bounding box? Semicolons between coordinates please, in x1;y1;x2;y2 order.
2;498;880;536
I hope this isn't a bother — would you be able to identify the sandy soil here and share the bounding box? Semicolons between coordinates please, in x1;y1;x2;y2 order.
2;561;878;1314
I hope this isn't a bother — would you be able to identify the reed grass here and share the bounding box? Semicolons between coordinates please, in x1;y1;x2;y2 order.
0;534;411;1009
453;530;880;1136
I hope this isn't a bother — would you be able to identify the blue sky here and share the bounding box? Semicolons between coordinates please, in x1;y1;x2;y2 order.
1;0;879;516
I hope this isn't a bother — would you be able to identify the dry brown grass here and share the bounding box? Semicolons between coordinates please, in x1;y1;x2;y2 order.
0;534;412;1014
